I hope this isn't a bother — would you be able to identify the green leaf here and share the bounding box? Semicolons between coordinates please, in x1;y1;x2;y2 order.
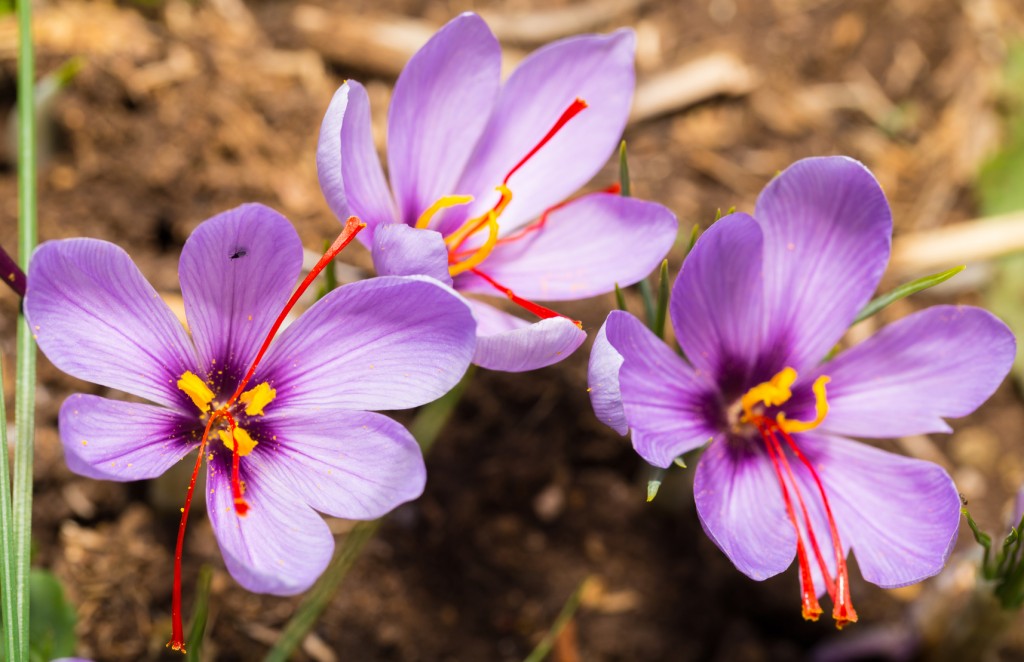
646;464;668;502
523;577;592;662
185;566;213;662
637;279;656;330
26;569;76;662
618;140;631;198
685;224;700;256
653;260;669;340
13;0;39;656
614;283;628;312
852;265;965;325
962;506;994;578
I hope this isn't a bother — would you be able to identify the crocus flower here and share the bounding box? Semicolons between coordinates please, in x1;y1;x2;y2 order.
589;156;1015;626
25;204;476;651
317;12;677;372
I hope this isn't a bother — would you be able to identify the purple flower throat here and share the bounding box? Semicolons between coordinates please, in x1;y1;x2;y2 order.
420;97;593;326
166;217;365;652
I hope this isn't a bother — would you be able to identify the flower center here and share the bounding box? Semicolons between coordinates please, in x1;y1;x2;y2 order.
414;98;591;328
736;368;857;629
166;216;366;654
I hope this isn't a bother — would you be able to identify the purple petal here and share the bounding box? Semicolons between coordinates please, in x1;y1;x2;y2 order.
372;223;453;286
813;306;1015;438
672;213;776;386
604;310;718;467
179;204;302;376
455;194;677;300
206;454;333;595
694;438;796;580
387;13;501;225
588;318;627;435
443;30;636;236
260;410;425;519
468;299;585;372
793;433;960;588
25;239;197;407
259;276;475;411
756;156;892;372
59;394;197;481
317;81;398;241
1013;486;1024;527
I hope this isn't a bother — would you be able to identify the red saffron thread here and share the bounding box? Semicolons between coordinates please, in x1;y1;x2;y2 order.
167;217;366;653
752;416;857;628
775;425;858;627
756;419;823;620
469;268;581;328
450;99;588;253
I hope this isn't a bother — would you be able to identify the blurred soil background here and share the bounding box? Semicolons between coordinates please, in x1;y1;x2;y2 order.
2;0;1024;659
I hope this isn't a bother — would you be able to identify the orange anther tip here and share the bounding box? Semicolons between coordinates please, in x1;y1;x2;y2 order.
576;97;589;108
234;499;250;516
167;640;186;654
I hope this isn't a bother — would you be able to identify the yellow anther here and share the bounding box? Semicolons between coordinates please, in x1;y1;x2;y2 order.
777;376;831;434
445;184;513;250
448;212;500;277
740;367;797;421
177;371;214;413
217;427;257;457
415;195;474;230
240;382;276;416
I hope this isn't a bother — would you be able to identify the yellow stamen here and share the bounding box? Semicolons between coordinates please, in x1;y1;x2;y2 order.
177;371;214;413
448;212;500;277
217;427;257;457
415;194;474;230
740;367;797;421
240;382;276;416
740;368;831;434
777;376;831;434
444;184;512;250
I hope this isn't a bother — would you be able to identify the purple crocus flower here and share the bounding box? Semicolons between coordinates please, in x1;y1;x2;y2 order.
24;204;476;651
317;12;678;372
589;156;1015;626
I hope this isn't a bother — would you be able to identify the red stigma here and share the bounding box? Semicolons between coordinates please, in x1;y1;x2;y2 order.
166;217;365;653
502;97;588;186
751;416;858;628
448;99;588;256
469;268;581;328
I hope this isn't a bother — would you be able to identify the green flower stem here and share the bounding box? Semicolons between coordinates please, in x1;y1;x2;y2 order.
263;367;475;662
13;0;37;657
0;356;17;661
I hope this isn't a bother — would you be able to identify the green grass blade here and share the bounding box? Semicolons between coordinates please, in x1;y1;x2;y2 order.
14;0;37;655
262;520;380;662
264;369;474;661
853;265;965;326
522;577;592;662
613;284;627;312
185;566;213;662
0;356;17;661
653;260;669;339
618;140;631;198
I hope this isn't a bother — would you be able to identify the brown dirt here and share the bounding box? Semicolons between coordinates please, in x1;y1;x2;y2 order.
2;0;1024;660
